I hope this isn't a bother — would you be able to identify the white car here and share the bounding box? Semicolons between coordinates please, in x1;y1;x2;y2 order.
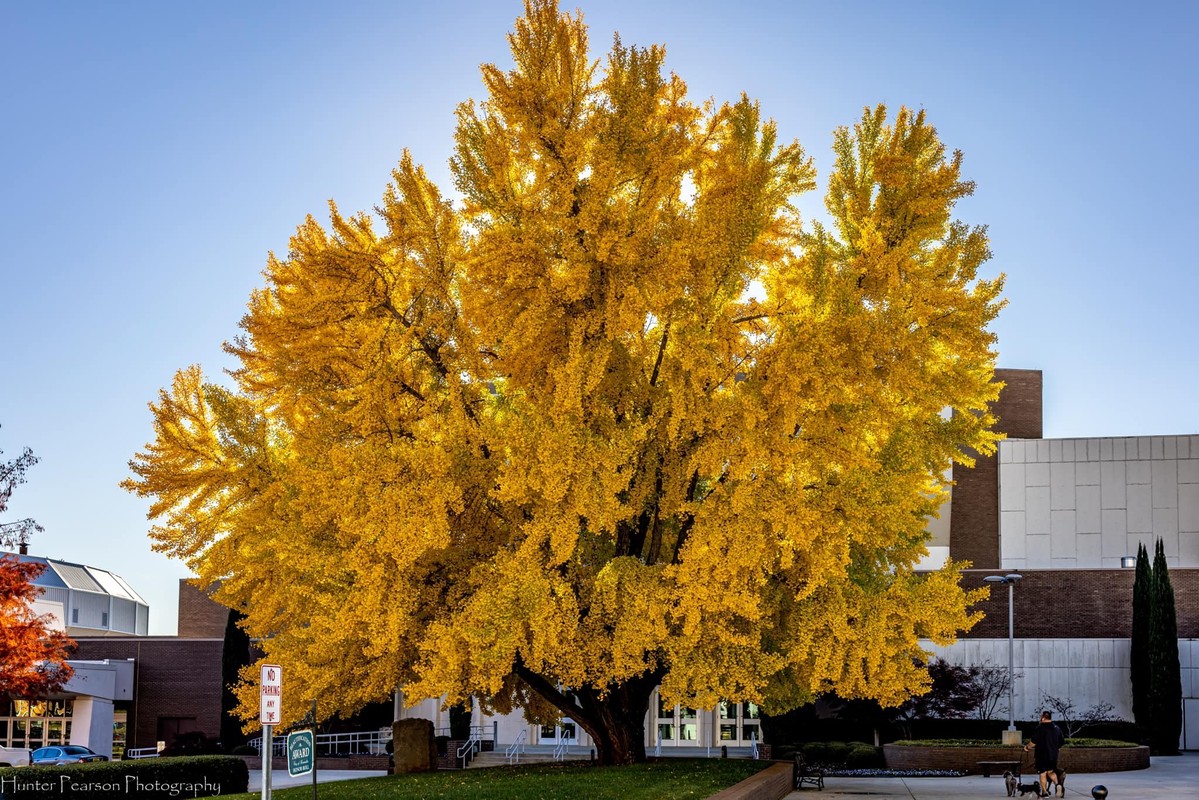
0;744;31;767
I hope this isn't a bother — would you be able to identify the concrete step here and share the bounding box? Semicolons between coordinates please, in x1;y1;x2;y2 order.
467;750;589;768
465;744;757;768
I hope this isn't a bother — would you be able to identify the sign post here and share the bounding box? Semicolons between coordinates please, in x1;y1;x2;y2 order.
260;664;283;800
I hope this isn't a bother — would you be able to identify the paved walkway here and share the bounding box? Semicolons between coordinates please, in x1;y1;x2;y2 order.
785;753;1198;798
248;769;387;791
246;754;1199;797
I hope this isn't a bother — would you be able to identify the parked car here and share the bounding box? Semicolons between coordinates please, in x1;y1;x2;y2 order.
30;745;108;765
0;744;31;766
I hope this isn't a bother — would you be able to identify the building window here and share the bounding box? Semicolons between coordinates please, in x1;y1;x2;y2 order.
112;712;128;760
101;612;109;627
71;608;79;624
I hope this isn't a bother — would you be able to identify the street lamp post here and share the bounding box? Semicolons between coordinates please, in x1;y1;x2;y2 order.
984;573;1023;745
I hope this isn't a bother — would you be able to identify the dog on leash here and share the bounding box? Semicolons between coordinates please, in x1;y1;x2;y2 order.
1044;768;1066;797
1014;777;1045;797
1005;768;1065;799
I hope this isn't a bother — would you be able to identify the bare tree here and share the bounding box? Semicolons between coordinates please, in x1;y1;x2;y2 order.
1;425;43;549
972;660;1022;721
1039;692;1117;739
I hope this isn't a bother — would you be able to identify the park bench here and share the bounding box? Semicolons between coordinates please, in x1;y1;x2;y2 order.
794;753;824;790
976;760;1020;777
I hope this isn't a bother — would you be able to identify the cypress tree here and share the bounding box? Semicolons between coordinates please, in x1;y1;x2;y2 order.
1130;542;1152;730
220;608;253;751
1147;538;1182;755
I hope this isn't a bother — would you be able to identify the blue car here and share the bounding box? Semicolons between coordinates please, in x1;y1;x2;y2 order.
30;745;108;765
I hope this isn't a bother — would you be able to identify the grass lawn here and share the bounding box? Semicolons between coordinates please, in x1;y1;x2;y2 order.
223;759;768;800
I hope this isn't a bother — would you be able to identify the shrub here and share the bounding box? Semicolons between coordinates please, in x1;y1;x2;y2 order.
825;741;851;764
890;738;1137;748
160;731;222;757
230;744;257;756
0;755;247;799
845;742;883;768
799;740;879;768
801;741;830;764
893;739;1022;747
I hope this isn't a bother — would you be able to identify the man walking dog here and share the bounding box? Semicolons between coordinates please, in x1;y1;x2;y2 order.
1024;710;1065;797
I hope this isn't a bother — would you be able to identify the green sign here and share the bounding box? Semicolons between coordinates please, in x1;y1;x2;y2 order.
287;729;314;777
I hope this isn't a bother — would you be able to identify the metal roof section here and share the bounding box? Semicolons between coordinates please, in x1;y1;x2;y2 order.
86;566;136;600
3;552;150;636
108;573;148;606
11;554;70;589
47;560;104;593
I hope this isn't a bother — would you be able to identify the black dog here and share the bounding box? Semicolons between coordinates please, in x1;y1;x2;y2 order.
1015;778;1045;797
1044;768;1066;797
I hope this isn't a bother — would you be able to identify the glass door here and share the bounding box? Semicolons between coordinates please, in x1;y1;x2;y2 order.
654;694;675;745
717;701;761;746
655;695;700;747
539;718;576;744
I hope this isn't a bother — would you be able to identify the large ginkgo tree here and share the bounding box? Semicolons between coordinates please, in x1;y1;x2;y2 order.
125;0;1002;764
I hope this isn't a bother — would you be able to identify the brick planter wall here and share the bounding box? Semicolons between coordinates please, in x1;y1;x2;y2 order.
882;744;1149;774
707;761;793;800
436;740;472;770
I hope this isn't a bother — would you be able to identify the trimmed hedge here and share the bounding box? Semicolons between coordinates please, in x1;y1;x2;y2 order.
892;738;1138;748
798;740;884;769
0;755;248;799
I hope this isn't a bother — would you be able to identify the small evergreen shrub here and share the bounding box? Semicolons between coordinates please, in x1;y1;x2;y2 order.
824;741;851;764
801;741;829;763
845;742;883;768
891;738;1137;748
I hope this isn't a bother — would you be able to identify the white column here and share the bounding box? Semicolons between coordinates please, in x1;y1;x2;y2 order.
69;696;115;759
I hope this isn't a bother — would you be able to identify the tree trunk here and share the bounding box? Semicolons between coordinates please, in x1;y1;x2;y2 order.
574;679;655;765
514;661;663;765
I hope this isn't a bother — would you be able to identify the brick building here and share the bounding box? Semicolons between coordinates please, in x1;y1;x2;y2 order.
72;586;226;754
0;574;228;759
924;369;1199;749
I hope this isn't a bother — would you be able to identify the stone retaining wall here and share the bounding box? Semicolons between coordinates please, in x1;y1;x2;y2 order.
882;744;1150;773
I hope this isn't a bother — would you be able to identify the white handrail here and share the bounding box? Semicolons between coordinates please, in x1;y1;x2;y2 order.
124;747;160;759
457;730;482;768
247;728;392;756
505;729;528;764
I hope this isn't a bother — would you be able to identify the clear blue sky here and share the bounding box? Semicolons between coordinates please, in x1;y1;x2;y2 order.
1;1;1195;634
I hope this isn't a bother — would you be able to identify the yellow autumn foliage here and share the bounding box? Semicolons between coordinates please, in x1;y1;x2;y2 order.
124;0;1001;757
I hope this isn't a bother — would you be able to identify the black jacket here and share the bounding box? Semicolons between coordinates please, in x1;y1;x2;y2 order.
1031;721;1064;764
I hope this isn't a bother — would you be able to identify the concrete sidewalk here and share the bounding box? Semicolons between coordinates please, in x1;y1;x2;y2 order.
785;753;1198;798
248;769;387;791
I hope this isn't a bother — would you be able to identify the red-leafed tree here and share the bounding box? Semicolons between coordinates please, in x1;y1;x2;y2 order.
1;426;74;696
